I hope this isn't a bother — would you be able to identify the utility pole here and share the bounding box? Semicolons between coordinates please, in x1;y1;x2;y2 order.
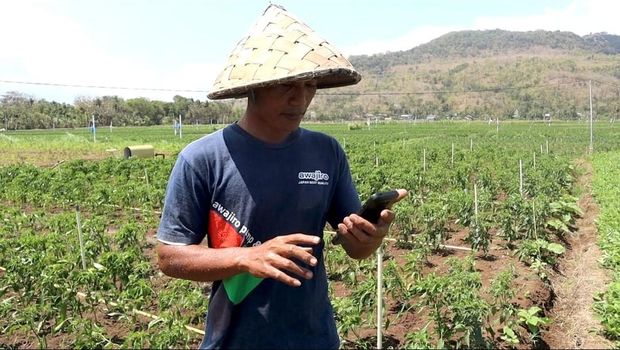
92;114;96;143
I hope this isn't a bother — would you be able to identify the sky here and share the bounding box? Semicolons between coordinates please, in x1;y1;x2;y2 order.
0;0;619;104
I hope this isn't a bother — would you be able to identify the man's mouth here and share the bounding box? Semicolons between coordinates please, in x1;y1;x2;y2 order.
282;112;305;120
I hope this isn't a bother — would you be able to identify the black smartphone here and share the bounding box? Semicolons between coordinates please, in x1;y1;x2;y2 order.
332;190;399;244
358;190;399;223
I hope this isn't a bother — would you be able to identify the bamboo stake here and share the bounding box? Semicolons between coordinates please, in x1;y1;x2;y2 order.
144;168;150;186
179;114;183;139
91;115;96;143
532;201;537;239
589;80;594;154
474;183;479;221
451;143;454;167
376;244;383;350
76;206;87;270
519;159;523;197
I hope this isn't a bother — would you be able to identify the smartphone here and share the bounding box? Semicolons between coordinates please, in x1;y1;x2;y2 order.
332;190;399;244
358;190;399;224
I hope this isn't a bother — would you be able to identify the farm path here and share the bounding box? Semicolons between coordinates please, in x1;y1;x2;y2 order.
544;159;613;349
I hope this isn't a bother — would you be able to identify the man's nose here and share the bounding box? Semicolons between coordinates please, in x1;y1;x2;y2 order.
288;83;312;106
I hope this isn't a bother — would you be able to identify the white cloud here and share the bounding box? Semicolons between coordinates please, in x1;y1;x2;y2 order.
343;25;462;56
2;0;619;103
0;1;219;103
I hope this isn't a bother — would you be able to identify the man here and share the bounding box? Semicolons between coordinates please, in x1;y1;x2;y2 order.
156;4;406;349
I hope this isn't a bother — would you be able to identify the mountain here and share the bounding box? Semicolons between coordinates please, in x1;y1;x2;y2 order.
583;32;620;54
307;30;620;121
349;30;620;73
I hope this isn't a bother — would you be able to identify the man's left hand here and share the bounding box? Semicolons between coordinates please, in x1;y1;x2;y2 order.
337;189;408;259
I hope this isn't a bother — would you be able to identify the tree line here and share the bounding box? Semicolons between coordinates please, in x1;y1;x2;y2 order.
0;92;242;130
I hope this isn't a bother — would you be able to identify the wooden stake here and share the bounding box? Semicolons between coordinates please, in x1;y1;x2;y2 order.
76;206;87;270
451;143;454;167
376;244;383;350
519;159;523;197
144;168;150;186
474;183;479;221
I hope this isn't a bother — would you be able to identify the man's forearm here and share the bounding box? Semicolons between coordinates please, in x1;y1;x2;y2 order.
157;244;246;282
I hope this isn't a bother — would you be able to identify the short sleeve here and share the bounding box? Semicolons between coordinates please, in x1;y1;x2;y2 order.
157;154;210;245
326;143;361;228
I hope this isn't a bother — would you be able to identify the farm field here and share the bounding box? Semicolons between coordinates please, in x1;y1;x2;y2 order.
1;120;620;349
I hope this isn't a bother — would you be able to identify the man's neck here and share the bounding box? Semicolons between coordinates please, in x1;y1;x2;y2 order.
237;114;294;144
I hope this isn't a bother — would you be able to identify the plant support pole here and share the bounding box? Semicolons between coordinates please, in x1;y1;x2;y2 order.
92;115;96;143
376;244;383;350
474;183;479;225
519;159;523;197
451;142;454;167
589;80;594;154
76;206;87;269
179;114;183;139
144;168;150;186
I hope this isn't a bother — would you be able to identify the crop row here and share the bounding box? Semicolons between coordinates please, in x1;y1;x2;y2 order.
1;121;618;348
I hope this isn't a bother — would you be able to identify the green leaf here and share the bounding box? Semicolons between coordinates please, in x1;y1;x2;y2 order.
545;243;565;255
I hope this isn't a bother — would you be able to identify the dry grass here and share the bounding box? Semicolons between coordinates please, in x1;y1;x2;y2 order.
544;159;613;349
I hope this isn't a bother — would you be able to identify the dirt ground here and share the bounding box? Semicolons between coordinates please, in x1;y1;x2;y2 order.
336;231;551;349
335;159;612;349
1;160;613;349
543;160;613;349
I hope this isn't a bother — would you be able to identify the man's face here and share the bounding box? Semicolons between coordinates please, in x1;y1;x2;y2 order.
251;79;318;134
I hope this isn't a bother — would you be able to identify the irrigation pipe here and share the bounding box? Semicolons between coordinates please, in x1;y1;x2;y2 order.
324;230;476;252
103;203;162;215
73;291;204;335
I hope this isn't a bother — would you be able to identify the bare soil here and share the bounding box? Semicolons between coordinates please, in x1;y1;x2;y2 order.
336;159;612;349
336;230;551;349
1;160;613;349
543;159;613;349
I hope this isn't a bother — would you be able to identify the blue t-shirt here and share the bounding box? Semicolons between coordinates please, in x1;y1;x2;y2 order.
157;123;361;349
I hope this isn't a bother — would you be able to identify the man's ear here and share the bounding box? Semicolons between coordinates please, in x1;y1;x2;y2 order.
248;89;256;104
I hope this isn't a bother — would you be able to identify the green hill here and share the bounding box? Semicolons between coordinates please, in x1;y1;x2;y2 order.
309;30;620;121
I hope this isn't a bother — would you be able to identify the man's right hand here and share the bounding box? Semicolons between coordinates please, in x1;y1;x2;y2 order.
238;233;320;287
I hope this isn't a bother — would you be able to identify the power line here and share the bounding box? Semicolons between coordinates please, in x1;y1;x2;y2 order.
316;80;583;96
1;76;616;98
0;79;209;93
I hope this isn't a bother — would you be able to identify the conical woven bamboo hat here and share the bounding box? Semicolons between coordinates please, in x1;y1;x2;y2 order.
207;4;361;100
